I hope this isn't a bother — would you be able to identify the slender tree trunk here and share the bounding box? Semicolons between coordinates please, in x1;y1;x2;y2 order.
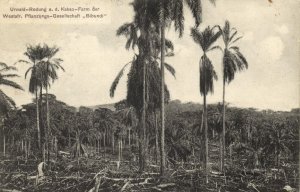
68;126;71;149
36;88;41;150
229;143;232;164
3;132;5;157
138;119;144;172
155;112;159;165
95;139;97;153
142;60;146;171
138;52;147;173
121;136;123;161
200;111;204;165
135;132;138;147
25;141;28;161
54;136;58;160
46;85;50;163
160;4;166;176
204;93;209;184
42;143;45;162
128;128;131;147
118;139;121;162
103;132;106;158
28;140;31;157
21;139;24;152
39;86;45;162
221;65;226;172
112;134;114;154
76;133;80;165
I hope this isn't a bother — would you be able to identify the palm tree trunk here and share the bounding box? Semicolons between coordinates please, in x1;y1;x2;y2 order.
121;137;123;161
112;133;114;154
3;132;5;157
39;85;45;162
25;140;28;161
204;93;209;184
221;64;226;172
155;112;159;165
219;133;222;169
54;136;58;159
118;139;121;163
103;131;106;158
36;88;41;150
27;140;31;156
68;127;71;149
46;85;50;163
128;128;131;147
139;58;146;172
21;139;24;152
200;111;204;164
160;5;166;176
42;143;45;162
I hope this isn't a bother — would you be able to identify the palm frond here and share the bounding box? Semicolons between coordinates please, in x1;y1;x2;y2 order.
0;89;16;111
1;74;20;78
230;36;243;45
15;59;31;65
190;27;203;48
164;63;176;78
208;45;223;52
229;30;238;42
0;78;23;90
173;0;184;37
0;66;17;72
185;0;202;26
24;67;33;79
110;60;132;98
235;50;248;68
117;23;134;37
199;54;218;95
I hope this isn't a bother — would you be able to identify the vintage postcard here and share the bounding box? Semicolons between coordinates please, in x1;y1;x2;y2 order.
0;0;299;191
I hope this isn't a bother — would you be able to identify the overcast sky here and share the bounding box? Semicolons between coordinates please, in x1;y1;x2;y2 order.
0;0;299;111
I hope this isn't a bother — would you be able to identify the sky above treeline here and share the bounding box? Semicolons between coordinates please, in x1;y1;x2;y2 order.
0;0;299;111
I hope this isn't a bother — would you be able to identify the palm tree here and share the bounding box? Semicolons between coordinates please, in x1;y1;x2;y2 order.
218;21;248;171
191;26;220;183
110;7;175;172
0;63;23;156
157;0;216;175
17;44;59;155
38;45;64;162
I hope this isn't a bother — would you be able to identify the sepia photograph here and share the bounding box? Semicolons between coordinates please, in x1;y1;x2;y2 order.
0;0;299;191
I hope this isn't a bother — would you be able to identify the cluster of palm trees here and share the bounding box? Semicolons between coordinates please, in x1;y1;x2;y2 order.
0;0;249;181
110;0;211;174
15;44;64;161
191;21;248;182
110;0;248;179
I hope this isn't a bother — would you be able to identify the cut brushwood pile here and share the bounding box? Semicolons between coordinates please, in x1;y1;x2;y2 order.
1;154;298;192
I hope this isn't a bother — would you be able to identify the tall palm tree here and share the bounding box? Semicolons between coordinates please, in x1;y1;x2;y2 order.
218;21;248;171
17;45;44;150
38;45;64;162
110;4;175;172
191;26;220;183
17;44;62;155
157;0;216;175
